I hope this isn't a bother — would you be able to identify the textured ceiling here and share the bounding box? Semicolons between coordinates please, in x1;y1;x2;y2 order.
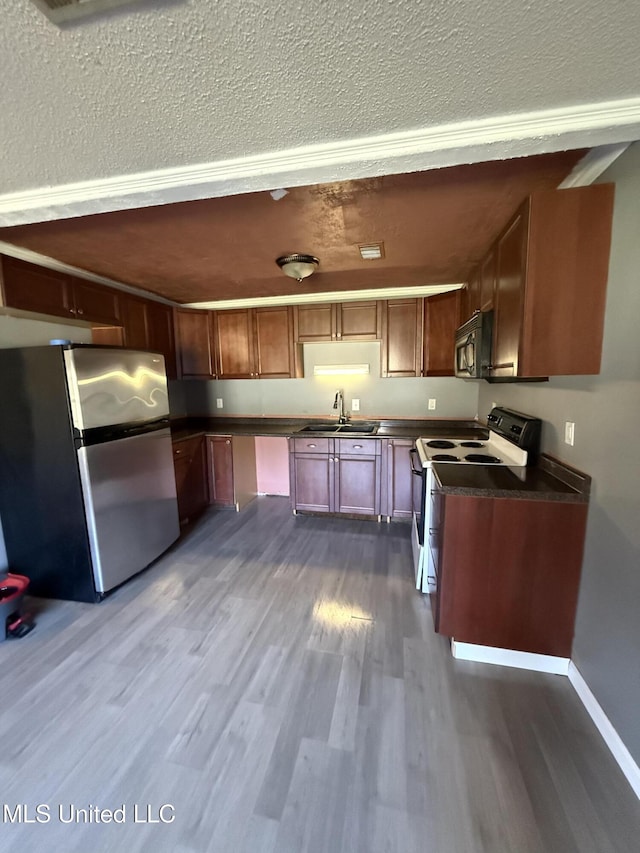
0;152;585;302
1;0;639;198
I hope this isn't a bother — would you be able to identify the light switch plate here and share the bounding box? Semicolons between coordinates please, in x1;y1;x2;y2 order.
351;398;360;411
428;398;437;410
564;421;575;446
216;398;224;409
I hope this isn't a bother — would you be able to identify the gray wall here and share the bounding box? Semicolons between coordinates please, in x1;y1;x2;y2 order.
184;341;480;419
0;315;93;571
478;141;640;764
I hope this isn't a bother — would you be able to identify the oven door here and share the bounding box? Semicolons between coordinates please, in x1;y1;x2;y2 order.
409;449;429;590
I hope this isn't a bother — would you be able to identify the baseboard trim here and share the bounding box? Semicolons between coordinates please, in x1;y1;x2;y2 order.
568;662;640;800
451;640;570;675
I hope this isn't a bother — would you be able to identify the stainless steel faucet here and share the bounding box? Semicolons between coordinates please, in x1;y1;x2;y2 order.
333;389;348;424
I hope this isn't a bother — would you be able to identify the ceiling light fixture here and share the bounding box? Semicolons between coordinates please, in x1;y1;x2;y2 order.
276;254;319;282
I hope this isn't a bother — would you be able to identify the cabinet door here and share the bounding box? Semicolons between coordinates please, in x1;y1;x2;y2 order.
120;295;149;350
479;248;496;311
335;454;381;516
175;308;215;379
423;290;461;376
254;306;295;378
146;301;177;380
294;303;336;341
207;436;235;506
465;266;481;319
490;210;527;378
291;453;333;513
71;278;121;325
381;298;423;377
1;256;73;319
215;309;255;378
173;436;208;526
336;301;381;341
383;440;414;520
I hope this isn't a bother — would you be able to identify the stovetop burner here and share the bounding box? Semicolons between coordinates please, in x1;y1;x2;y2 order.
464;453;502;464
460;441;485;448
426;440;456;449
431;454;460;462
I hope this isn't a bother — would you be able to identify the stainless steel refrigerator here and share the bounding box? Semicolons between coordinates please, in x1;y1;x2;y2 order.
0;344;180;602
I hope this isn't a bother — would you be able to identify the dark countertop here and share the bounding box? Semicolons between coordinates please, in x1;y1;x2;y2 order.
170;416;488;442
432;455;591;503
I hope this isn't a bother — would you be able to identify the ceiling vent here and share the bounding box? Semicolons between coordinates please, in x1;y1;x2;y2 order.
30;0;146;25
358;243;385;260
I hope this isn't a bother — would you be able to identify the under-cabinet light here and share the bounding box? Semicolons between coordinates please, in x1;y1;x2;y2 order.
313;363;370;376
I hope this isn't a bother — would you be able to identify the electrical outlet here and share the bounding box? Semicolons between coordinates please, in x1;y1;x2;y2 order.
351;398;360;411
216;398;224;409
428;398;437;410
564;421;575;446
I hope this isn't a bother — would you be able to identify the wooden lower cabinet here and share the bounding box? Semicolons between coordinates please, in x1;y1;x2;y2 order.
206;435;257;510
382;439;414;520
172;435;209;527
289;437;381;517
432;490;588;657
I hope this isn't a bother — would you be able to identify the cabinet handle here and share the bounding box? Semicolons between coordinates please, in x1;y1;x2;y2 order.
69;308;75;314
77;307;84;315
353;444;363;449
174;449;182;455
225;440;231;445
336;332;342;338
308;443;317;448
427;575;436;585
428;527;437;534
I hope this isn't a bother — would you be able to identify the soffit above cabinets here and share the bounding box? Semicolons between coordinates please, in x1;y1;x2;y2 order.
0;151;585;304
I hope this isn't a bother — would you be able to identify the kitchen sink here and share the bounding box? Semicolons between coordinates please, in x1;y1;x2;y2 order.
296;422;378;435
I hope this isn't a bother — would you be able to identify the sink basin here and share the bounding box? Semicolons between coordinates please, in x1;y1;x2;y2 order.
296;422;378;435
335;424;378;435
297;423;342;433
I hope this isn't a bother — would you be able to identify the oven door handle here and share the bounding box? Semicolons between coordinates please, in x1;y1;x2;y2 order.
409;448;423;476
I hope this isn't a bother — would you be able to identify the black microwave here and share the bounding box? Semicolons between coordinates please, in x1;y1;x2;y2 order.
454;310;493;378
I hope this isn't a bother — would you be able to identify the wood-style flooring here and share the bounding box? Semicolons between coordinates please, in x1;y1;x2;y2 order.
0;496;638;853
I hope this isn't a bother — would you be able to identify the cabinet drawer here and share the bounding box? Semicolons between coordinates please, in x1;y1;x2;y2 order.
291;437;331;454
335;438;381;457
172;434;204;462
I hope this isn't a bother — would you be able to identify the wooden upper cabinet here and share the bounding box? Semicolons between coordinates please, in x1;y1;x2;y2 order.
479;247;496;312
215;309;255;378
214;306;296;379
488;184;615;379
0;256;73;318
294;300;381;343
254;306;295;378
462;266;481;322
423;290;462;376
294;303;335;342
71;277;120;325
491;211;527;377
174;308;216;379
145;301;177;379
120;294;149;350
381;298;423;377
336;301;381;340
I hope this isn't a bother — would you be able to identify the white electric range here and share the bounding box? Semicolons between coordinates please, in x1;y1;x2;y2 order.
410;407;541;593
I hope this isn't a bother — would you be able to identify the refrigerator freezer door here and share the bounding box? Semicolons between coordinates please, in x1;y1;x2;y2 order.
64;347;169;431
77;428;179;593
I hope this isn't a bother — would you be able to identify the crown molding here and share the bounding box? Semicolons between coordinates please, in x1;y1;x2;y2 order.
2;97;640;226
558;142;631;188
184;284;464;311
